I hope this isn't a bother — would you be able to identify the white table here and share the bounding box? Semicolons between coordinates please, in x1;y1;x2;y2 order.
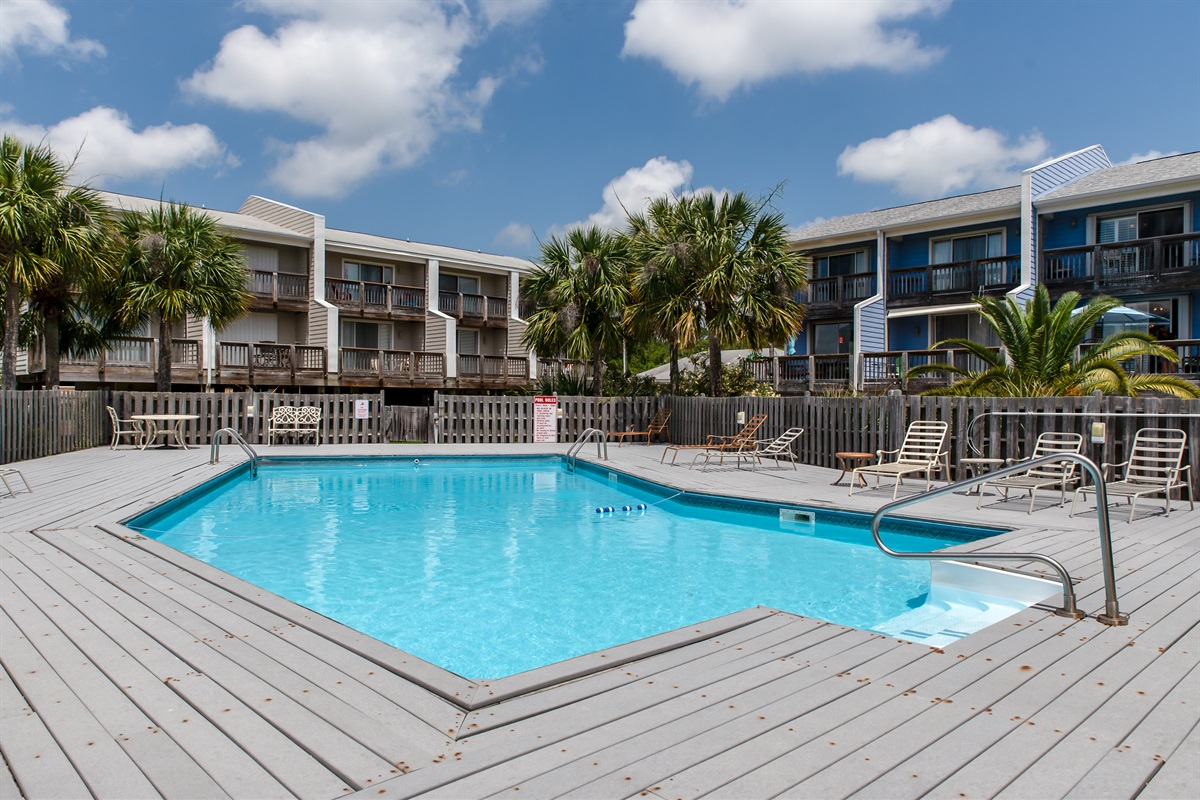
132;414;199;450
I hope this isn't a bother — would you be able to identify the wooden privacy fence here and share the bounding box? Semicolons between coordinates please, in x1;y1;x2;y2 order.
436;394;663;444
1;390;105;464
110;391;386;445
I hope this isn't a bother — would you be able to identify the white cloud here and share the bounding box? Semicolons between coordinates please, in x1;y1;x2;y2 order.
564;156;698;233
622;0;949;101
0;0;104;61
185;1;515;198
478;0;549;29
837;115;1049;197
1116;150;1181;166
495;221;534;250
3;106;234;184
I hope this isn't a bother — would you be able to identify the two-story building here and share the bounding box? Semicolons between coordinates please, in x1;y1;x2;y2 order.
791;147;1200;390
17;191;539;401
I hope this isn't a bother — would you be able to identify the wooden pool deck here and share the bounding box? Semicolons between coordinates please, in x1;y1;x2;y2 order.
1;443;1196;799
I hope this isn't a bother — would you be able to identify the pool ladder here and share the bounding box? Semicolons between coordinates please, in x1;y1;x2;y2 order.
567;428;608;471
869;452;1125;625
210;428;260;477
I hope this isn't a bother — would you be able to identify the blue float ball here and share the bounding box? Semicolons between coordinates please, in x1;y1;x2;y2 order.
637;503;647;510
595;507;603;514
622;505;631;511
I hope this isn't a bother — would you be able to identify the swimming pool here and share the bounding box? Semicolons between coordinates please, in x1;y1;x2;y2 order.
129;456;1015;679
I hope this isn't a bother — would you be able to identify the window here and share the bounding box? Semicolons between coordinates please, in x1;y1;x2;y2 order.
344;261;392;284
457;329;479;356
341;321;391;349
440;273;480;294
934;314;1000;349
813;322;852;354
1096;207;1183;243
815;251;867;278
931;231;1004;264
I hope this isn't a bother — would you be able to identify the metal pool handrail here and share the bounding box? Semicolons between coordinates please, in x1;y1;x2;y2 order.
210;428;260;477
869;452;1127;625
567;428;608;470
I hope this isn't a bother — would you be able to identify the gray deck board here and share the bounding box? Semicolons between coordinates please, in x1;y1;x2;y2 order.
2;443;1197;800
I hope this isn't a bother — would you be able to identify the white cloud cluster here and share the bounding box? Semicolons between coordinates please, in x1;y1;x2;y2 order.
1117;150;1181;166
494;221;534;250
837;115;1049;197
478;0;549;29
3;106;233;184
622;0;949;101
0;0;104;61
576;156;697;231
186;1;517;197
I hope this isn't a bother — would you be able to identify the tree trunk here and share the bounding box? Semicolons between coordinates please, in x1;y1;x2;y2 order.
591;346;603;398
42;310;61;388
2;277;19;390
668;339;680;396
156;312;172;393
708;332;722;397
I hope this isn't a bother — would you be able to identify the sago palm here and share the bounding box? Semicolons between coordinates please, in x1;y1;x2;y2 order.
0;134;116;388
910;285;1200;398
117;202;251;391
522;226;629;397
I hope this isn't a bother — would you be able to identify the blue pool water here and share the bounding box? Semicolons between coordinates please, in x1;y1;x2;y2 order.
129;457;1002;679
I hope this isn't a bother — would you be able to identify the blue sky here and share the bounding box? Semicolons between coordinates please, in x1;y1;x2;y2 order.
2;0;1197;260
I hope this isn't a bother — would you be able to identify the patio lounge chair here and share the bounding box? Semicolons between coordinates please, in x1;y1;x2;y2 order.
1070;428;1194;523
608;408;671;446
850;420;949;499
976;431;1084;513
661;413;768;465
694;426;804;472
107;406;145;450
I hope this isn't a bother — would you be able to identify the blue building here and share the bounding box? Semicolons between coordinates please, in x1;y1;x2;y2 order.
791;148;1200;389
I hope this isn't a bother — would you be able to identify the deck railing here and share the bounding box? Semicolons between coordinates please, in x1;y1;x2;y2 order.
1042;232;1200;290
438;291;508;325
339;348;445;380
889;255;1020;302
216;342;328;377
249;270;309;303
805;273;878;307
458;355;528;381
326;278;426;317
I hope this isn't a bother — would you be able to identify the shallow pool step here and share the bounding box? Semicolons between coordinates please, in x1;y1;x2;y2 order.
873;594;1023;648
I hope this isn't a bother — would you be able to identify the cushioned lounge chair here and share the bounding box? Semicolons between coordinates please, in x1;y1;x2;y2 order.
661;413;768;465
850;420;949;499
1070;428;1194;523
976;431;1083;513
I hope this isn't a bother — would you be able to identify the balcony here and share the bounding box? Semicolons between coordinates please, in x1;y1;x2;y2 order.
325;279;426;320
60;337;202;384
1041;232;1200;294
804;273;877;311
437;292;509;328
249;270;309;308
458;355;529;385
889;255;1020;306
338;348;445;385
216;342;327;384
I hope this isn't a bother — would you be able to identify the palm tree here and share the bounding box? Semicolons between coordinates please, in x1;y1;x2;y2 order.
522;226;630;397
634;191;806;396
909;285;1200;398
0;134;116;389
117;202;251;391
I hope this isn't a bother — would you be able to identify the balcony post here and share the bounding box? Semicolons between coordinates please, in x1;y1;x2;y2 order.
288;345;297;383
1092;245;1102;290
1152;238;1162;282
807;355;814;392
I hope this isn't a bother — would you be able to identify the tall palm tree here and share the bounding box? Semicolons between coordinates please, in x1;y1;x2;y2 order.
117;202;251;391
522;226;630;397
625;196;695;395
641;191;807;396
0;134;115;389
909;285;1200;398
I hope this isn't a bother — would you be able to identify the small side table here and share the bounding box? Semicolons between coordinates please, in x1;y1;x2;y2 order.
960;457;1004;495
833;451;874;486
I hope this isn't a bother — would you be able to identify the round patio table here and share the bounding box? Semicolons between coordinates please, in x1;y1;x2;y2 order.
833;451;874;486
133;414;199;450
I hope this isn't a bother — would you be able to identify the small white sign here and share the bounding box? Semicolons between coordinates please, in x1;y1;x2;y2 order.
354;399;370;419
533;395;558;443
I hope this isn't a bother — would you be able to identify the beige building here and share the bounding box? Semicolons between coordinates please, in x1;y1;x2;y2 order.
17;192;545;400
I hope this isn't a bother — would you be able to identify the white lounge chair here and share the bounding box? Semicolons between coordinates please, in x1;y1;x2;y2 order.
851;420;949;499
1071;428;1194;523
694;426;804;472
977;431;1083;513
106;406;145;450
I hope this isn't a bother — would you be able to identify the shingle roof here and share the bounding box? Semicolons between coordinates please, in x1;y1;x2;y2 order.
791;186;1021;243
97;190;310;241
1036;151;1200;203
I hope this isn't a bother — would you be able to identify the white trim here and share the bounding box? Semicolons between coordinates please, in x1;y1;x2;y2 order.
1035;179;1200;213
1085;200;1192;245
886;302;980;319
927;226;1007;265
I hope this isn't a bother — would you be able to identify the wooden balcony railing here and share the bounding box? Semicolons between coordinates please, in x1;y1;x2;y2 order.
437;292;508;326
250;270;309;303
458;355;529;381
1041;232;1200;291
889;255;1020;302
804;273;878;308
63;337;201;369
217;342;327;377
537;358;587;379
325;279;426;317
339;348;445;380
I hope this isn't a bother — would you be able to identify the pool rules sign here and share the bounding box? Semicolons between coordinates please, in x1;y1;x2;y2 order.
533;396;558;443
